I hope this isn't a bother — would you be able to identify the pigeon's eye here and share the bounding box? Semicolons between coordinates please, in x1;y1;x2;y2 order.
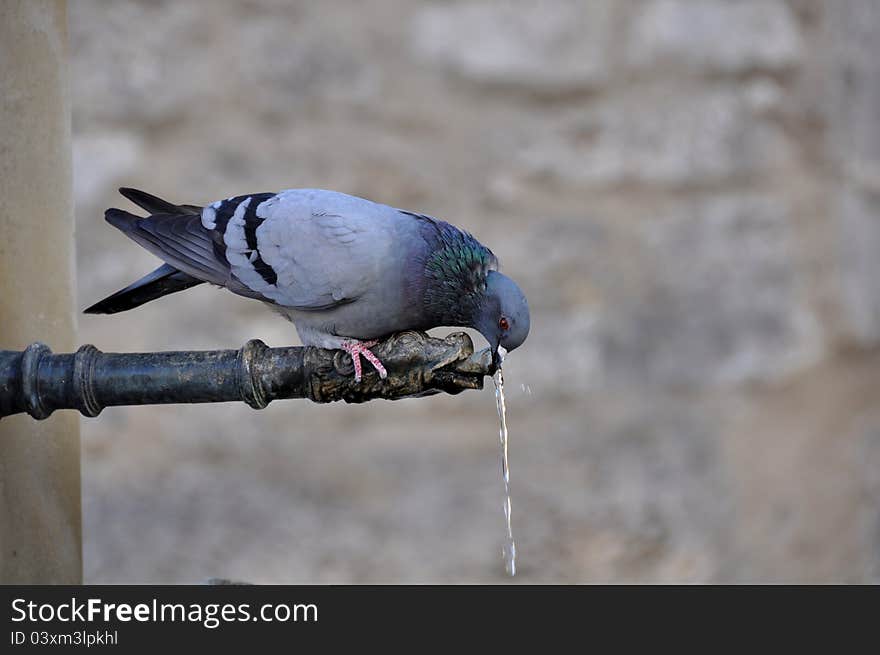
499;317;510;331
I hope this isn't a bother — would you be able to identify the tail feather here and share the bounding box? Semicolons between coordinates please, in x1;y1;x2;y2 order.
118;187;201;215
84;263;204;314
104;206;141;232
86;188;214;314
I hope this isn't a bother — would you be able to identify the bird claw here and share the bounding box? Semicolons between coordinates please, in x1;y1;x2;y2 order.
341;339;388;382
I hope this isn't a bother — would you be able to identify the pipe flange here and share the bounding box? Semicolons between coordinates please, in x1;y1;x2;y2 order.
20;342;52;420
73;344;103;417
238;339;270;410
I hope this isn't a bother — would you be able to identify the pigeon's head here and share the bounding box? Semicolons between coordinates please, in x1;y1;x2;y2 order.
474;271;530;371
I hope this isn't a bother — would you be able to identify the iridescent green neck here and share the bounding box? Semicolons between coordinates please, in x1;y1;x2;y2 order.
415;215;497;325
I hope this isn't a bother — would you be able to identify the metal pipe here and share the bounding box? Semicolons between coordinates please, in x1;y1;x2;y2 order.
0;331;491;420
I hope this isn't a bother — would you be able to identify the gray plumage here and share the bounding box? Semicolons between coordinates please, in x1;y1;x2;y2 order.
87;188;530;373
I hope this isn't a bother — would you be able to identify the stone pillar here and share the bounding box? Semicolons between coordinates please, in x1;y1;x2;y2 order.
0;1;82;583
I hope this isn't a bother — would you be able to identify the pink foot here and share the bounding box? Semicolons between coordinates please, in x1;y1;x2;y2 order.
341;339;388;382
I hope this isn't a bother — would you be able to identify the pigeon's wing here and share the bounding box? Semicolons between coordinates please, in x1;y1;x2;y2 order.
105;194;272;301
106;189;395;309
222;190;395;310
105;209;231;284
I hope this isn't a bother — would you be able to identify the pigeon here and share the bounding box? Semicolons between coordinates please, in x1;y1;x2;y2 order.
86;188;530;381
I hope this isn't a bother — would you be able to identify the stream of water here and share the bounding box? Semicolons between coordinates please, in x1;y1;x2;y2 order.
492;357;516;577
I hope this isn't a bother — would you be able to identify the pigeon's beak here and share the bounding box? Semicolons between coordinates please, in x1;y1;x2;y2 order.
490;345;507;375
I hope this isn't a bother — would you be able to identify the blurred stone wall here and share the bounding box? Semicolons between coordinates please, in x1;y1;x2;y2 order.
70;0;880;582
